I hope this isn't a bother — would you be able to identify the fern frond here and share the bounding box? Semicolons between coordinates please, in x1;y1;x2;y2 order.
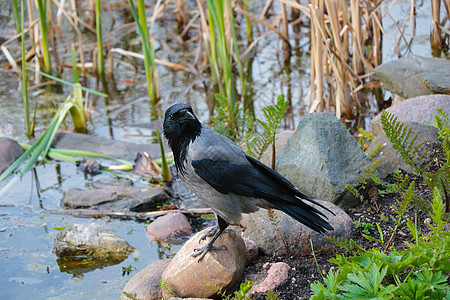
250;94;289;160
380;110;424;174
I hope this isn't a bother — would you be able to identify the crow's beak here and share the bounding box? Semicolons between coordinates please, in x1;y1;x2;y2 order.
184;111;195;120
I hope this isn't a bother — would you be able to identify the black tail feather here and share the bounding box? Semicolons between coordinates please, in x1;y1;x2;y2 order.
273;201;334;233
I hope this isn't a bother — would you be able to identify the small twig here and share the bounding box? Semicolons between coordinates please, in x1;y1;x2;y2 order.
46;208;214;220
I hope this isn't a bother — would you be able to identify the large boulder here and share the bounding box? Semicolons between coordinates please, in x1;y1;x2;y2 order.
242;200;353;256
161;228;246;298
259;130;295;167
53;223;135;258
276;112;375;208
374;56;450;98
371;94;450;135
121;259;171;300
62;179;169;211
0;137;24;175
367;122;438;177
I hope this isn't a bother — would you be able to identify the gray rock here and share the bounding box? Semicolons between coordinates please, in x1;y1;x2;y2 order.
52;132;165;162
259;130;295;167
62;180;169;211
276;113;376;208
367;122;438;177
0;137;24;175
161;228;246;298
374;56;450;98
146;212;193;242
121;259;171;300
53;223;135;258
371;94;450;135
425;73;450;95
243;200;353;257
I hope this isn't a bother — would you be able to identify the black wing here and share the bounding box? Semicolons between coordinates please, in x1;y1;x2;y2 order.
192;155;334;233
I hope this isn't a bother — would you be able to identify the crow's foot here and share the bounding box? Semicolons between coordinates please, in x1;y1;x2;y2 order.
191;244;227;262
198;226;219;243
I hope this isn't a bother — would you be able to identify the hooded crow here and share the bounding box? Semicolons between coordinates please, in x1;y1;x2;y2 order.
163;103;334;261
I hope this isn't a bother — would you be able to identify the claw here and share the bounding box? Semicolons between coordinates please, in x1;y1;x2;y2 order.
198;226;219;243
191;244;227;262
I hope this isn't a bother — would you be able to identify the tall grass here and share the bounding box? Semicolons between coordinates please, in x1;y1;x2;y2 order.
68;45;87;132
128;0;159;105
12;0;21;38
203;0;246;105
20;0;33;138
36;0;52;75
95;0;105;78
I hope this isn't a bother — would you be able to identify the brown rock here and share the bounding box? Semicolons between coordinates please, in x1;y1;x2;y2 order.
146;212;193;242
121;259;171;300
63;182;169;211
161;228;247;298
0;137;24;175
243;238;258;265
250;262;290;293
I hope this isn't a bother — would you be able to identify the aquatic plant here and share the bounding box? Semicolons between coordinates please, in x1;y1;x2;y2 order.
128;0;159;105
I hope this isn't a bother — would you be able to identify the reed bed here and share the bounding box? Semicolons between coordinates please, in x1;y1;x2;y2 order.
0;0;446;134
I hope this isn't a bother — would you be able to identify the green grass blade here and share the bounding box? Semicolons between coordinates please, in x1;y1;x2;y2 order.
27;68;107;97
21;0;31;137
155;125;171;182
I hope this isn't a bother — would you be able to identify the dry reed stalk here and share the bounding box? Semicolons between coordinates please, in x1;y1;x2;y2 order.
325;0;353;118
281;2;290;53
175;0;188;35
431;0;442;49
234;5;289;43
409;0;415;43
309;1;324;112
350;0;364;75
109;48;187;70
260;0;273;19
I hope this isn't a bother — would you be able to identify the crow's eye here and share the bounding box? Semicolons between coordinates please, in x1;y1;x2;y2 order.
170;114;174;119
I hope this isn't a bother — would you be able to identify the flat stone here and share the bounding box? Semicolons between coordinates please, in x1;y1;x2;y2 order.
121;259;171;300
146;212;193;242
52;132;165;162
243;200;353;257
371;94;450;135
62;180;170;211
276;113;377;208
0;137;24;175
374;56;450;98
161;228;246;298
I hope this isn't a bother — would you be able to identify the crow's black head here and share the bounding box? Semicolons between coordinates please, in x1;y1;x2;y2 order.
163;103;202;174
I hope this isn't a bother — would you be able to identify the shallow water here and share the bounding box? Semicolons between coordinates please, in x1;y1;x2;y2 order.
0;162;182;299
0;0;446;298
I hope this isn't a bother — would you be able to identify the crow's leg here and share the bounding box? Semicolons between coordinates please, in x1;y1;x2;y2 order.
192;215;229;262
